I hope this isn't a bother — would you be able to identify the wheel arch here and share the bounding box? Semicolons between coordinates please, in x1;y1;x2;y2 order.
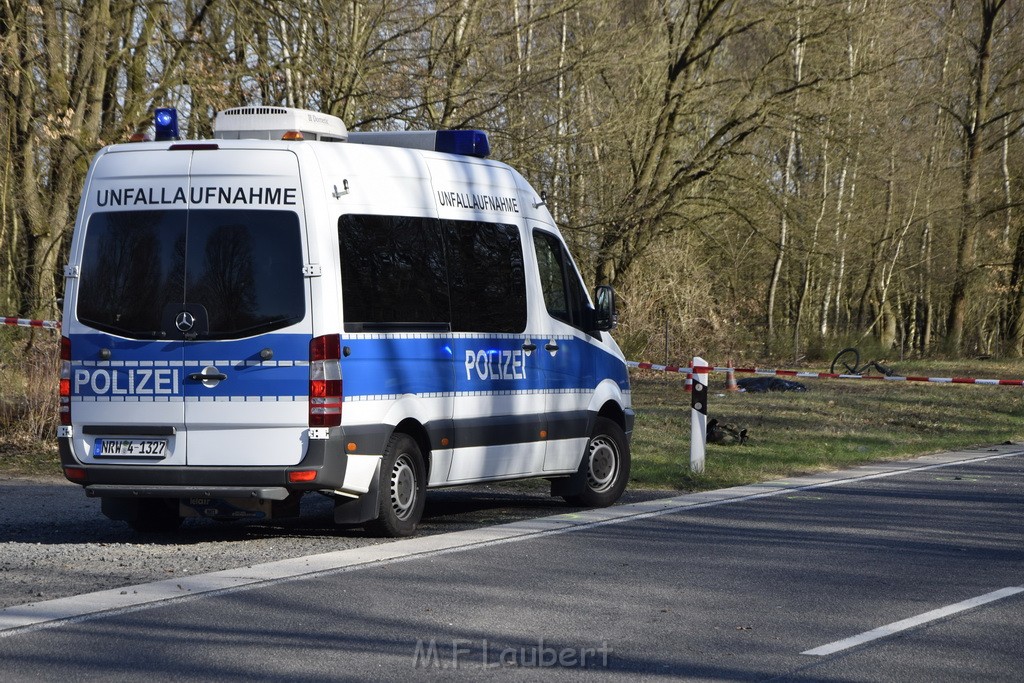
393;417;432;478
588;378;627;431
380;395;435;477
597;400;626;431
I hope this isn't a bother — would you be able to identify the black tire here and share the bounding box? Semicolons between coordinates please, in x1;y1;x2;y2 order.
830;347;860;375
564;417;631;507
365;433;427;537
128;498;183;533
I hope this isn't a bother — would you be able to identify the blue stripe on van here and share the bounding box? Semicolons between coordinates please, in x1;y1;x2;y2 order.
67;332;629;401
340;335;629;398
68;333;309;401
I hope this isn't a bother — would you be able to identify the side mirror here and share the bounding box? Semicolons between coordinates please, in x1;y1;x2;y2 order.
593;285;617;332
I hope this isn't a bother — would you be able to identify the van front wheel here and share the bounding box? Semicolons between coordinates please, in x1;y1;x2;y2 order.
564;417;631;507
365;433;426;537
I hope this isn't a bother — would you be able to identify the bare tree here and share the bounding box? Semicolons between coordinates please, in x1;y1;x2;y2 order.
945;0;1011;352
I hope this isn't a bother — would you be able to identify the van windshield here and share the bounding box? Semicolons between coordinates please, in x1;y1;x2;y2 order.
77;209;305;340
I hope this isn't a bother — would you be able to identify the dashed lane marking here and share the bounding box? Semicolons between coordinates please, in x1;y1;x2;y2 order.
802;586;1024;656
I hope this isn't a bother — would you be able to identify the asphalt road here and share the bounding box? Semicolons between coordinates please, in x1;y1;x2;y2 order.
0;474;671;609
1;445;1021;681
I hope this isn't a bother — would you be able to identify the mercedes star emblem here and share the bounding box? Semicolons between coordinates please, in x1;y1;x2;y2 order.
175;311;195;332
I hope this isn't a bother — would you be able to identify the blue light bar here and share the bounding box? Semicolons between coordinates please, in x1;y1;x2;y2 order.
154;107;180;141
436;130;490;158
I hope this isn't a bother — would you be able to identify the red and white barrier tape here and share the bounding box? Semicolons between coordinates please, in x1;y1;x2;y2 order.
1;316;60;331
626;360;1024;387
0;323;1017;386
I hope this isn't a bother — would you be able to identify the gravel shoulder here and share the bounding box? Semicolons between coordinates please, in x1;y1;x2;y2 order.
0;473;674;610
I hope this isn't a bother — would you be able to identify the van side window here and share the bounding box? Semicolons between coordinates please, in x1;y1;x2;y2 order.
339;214;450;331
533;229;588;331
444;220;526;333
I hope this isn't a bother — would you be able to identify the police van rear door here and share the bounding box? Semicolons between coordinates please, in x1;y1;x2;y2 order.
70;150;190;466
69;147;311;468
179;149;311;467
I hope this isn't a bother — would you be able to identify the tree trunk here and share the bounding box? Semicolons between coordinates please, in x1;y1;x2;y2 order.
947;0;1004;352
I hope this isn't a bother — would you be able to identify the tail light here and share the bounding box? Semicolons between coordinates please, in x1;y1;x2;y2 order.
309;334;342;427
59;336;72;425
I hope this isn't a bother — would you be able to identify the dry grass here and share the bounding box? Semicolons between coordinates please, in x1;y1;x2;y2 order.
630;359;1024;491
0;332;60;476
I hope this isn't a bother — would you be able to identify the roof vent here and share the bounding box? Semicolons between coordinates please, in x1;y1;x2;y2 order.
213;106;348;142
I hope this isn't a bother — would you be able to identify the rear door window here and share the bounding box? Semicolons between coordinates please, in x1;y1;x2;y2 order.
77;209;305;339
78;210;185;338
185;210;305;338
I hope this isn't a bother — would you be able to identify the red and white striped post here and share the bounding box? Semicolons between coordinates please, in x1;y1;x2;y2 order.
690;356;708;473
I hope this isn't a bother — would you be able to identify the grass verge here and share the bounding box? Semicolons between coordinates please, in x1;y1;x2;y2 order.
630;360;1024;491
0;438;59;477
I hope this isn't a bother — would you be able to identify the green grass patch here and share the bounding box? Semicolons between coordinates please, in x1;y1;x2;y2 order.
630;360;1024;491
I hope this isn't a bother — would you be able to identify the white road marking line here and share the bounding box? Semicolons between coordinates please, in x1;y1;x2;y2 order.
0;448;1020;638
802;586;1024;656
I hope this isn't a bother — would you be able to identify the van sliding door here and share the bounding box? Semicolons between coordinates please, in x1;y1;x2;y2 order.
446;219;540;481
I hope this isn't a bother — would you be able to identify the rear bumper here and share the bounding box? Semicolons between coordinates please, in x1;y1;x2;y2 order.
59;435;349;497
84;485;293;500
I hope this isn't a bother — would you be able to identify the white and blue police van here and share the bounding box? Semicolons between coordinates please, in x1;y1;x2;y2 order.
58;106;633;536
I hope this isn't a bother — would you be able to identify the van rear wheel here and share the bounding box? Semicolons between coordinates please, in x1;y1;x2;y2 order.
564;417;630;508
365;433;426;537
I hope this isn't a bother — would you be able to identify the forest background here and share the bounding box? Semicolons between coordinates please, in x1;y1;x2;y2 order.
1;0;1022;366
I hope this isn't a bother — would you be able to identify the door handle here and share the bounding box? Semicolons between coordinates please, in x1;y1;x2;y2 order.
189;372;227;381
544;343;559;352
522;342;537;352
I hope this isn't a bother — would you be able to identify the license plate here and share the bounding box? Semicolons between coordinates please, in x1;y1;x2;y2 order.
93;438;167;457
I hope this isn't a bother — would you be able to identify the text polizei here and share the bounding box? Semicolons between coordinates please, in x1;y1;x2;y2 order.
74;368;179;396
465;349;527;381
